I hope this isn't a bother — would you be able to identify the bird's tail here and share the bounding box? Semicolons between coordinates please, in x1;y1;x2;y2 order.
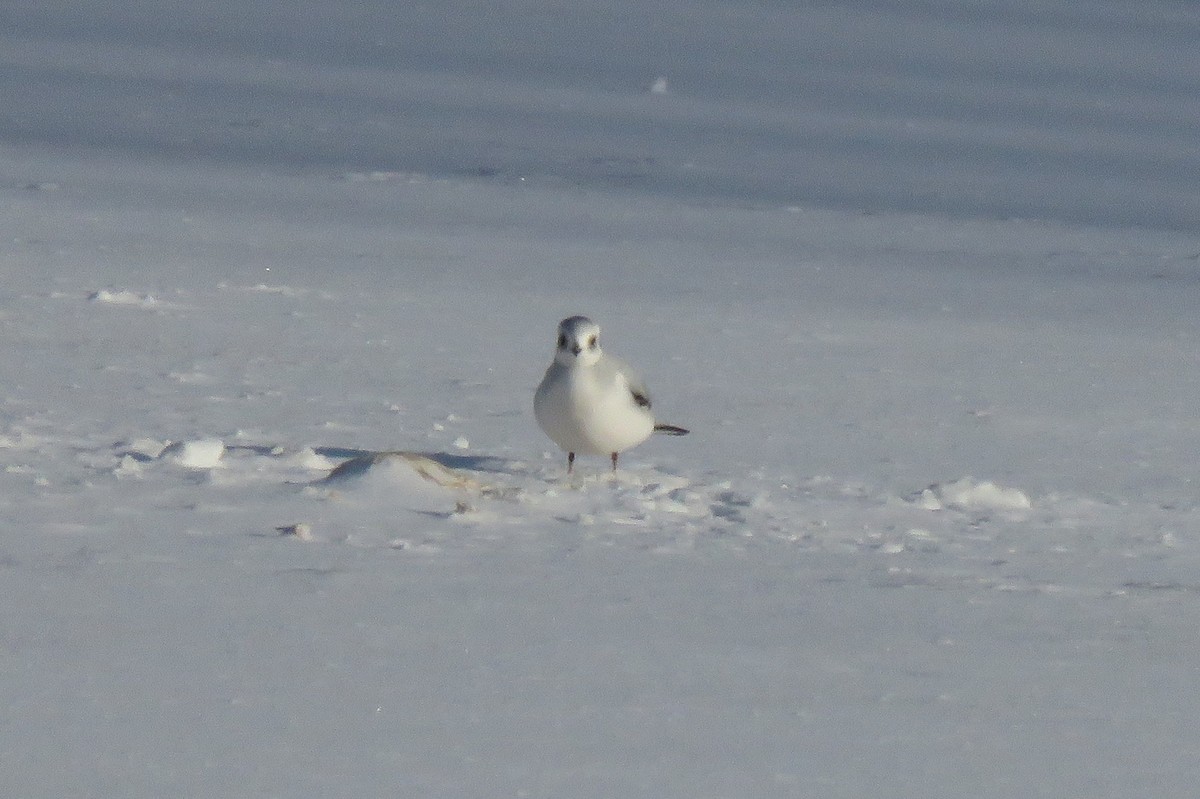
653;424;689;436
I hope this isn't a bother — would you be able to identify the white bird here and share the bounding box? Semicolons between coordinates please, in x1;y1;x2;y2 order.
534;316;688;474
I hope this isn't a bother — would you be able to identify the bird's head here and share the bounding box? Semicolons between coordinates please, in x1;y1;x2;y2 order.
554;315;602;366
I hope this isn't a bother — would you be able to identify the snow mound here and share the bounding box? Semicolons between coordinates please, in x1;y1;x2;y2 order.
160;438;225;469
320;451;484;492
916;478;1032;512
281;447;338;471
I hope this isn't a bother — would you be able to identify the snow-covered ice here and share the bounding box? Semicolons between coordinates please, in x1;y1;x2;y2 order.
3;0;1200;796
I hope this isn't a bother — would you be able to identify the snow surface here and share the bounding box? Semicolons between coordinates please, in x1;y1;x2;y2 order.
3;1;1200;796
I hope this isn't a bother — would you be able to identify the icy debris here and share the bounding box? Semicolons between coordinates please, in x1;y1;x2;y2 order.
915;490;942;511
649;76;669;94
388;539;441;554
631;481;707;516
342;170;428;184
114;455;144;478
888;528;942;554
918;478;1031;512
276;522;314;541
168;370;218;385
4;464;49;486
0;429;37;449
453;437;470;450
906;527;938;543
88;289;160;308
244;284;305;296
160;438;226;469
123;438;168;459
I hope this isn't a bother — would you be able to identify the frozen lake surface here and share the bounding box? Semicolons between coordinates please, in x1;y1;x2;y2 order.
2;1;1200;796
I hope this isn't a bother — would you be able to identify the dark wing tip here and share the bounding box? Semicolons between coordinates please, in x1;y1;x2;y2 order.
653;424;689;436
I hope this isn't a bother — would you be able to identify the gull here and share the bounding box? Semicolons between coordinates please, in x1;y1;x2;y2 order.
534;316;688;473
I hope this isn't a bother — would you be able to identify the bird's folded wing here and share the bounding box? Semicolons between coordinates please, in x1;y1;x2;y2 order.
602;355;652;409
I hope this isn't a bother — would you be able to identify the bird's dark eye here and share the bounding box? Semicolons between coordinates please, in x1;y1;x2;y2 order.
557;334;567;348
587;335;597;348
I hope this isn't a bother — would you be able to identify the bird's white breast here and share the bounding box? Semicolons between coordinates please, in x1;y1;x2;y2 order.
535;360;655;455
